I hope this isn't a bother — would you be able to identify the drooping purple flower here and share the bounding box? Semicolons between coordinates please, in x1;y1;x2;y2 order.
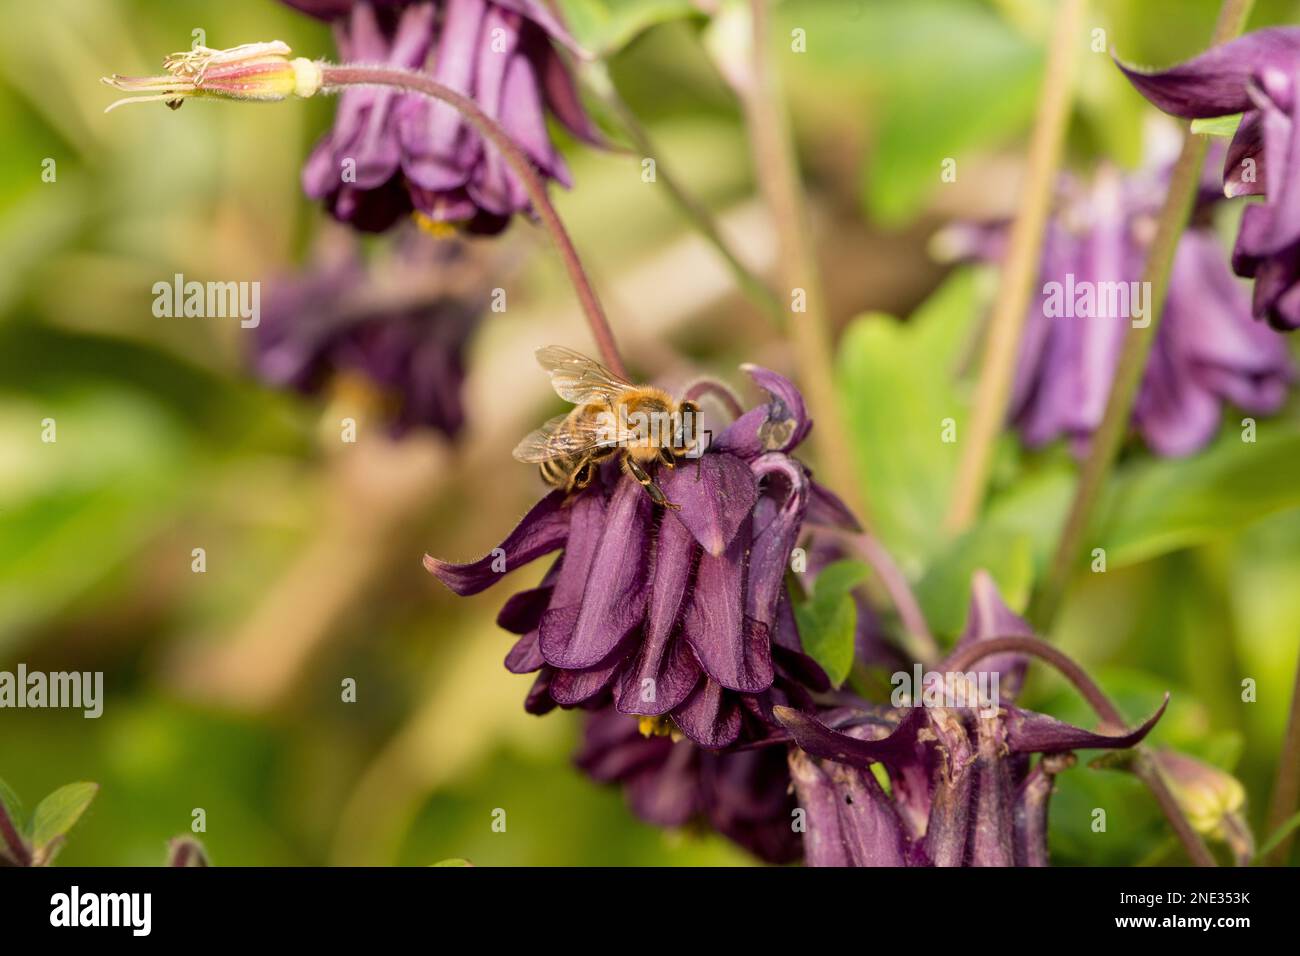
943;158;1292;457
1116;27;1300;329
285;0;601;234
775;573;1168;866
424;365;854;748
254;228;483;437
575;702;802;863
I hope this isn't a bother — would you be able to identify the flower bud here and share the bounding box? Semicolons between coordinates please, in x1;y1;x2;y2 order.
102;42;321;112
1150;750;1254;864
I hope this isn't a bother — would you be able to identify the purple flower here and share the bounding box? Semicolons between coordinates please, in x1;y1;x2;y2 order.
254;229;482;437
1117;27;1300;329
944;161;1292;457
775;573;1168;866
424;365;856;748
575;703;802;863
286;0;601;234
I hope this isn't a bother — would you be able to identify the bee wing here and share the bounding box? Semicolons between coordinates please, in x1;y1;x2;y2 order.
535;345;634;404
512;413;609;463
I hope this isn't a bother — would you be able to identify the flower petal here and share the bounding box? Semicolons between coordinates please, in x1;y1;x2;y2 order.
672;678;742;749
1005;695;1169;753
774;704;924;771
540;478;651;668
716;365;811;458
1115;27;1300;118
423;490;569;595
946;570;1032;701
663;453;758;556
681;521;774;693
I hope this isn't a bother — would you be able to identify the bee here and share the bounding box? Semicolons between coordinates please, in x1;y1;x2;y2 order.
512;346;702;510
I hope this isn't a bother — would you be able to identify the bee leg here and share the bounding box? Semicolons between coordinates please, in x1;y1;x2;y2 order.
659;447;677;469
565;454;594;493
625;456;679;510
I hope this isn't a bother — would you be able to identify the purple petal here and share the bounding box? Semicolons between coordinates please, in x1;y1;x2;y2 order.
946;570;1032;701
1225;110;1266;197
504;629;545;673
492;0;588;56
680;520;774;693
540;478;651;668
716;365;811;458
423;490;569;595
671;678;741;749
774;704;925;772
496;583;553;634
746;454;809;629
804;481;862;532
1115;27;1300;118
614;512;702;716
1005;694;1169;754
662;453;758;556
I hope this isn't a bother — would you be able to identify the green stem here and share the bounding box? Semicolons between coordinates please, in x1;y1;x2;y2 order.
320;65;628;379
1029;0;1258;629
1264;648;1300;864
944;0;1085;533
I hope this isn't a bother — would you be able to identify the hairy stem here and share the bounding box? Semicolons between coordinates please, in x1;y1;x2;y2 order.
320;65;628;378
1030;0;1257;628
947;636;1217;866
944;0;1085;532
737;0;871;528
1265;649;1300;864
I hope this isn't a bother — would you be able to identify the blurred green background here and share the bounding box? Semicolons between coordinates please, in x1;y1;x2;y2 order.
1;0;1298;865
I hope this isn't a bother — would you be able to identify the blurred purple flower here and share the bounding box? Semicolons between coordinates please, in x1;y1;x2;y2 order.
284;0;600;234
943;160;1292;457
575;703;802;863
254;230;483;437
776;573;1168;866
424;366;858;748
1117;27;1300;330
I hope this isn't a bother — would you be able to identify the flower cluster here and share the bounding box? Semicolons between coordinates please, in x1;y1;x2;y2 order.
425;366;854;747
1119;26;1300;330
940;156;1292;456
282;0;601;233
775;574;1167;866
255;228;485;437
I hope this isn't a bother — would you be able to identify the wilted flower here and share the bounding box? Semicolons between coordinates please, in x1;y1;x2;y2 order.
102;42;322;111
424;365;856;748
284;0;601;234
1117;27;1300;330
940;157;1292;456
775;573;1168;866
255;228;484;437
575;703;802;863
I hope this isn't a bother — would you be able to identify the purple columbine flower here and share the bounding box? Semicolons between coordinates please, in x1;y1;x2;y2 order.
575;702;803;863
774;573;1168;866
284;0;601;234
254;229;483;437
941;158;1292;457
424;365;857;748
1116;27;1300;330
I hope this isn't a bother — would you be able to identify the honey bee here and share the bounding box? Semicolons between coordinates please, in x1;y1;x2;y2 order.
512;346;702;509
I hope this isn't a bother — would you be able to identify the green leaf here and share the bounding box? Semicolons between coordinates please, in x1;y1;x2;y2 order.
556;0;701;57
31;782;98;854
1098;422;1300;568
432;857;474;867
837;268;985;571
795;559;869;687
1190;114;1243;138
857;1;1040;225
1258;810;1300;860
